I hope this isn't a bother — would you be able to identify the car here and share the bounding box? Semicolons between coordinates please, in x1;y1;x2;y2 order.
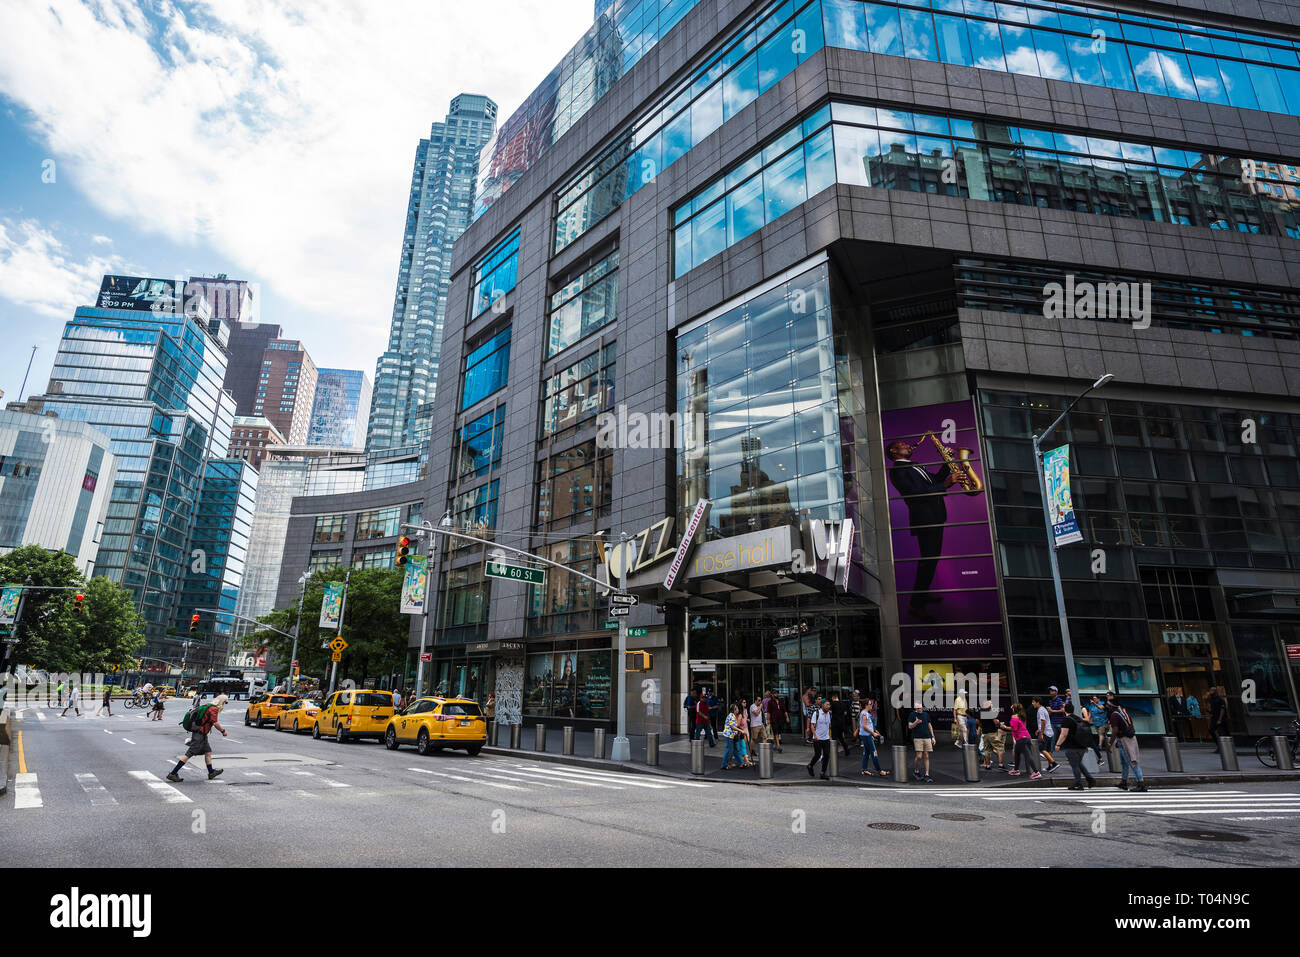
246;693;298;728
312;689;396;743
275;697;322;734
384;697;487;756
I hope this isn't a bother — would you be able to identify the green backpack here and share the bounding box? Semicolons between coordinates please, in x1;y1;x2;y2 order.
181;703;212;733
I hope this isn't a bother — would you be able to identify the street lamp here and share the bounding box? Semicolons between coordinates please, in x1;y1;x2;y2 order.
1032;373;1113;709
413;511;451;699
289;572;308;692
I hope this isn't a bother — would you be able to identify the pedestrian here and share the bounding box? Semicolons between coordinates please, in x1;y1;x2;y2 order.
908;700;936;783
60;682;81;717
1107;702;1148;792
1209;687;1228;750
737;697;754;767
57;680;65;707
749;695;767;749
1084;694;1108;765
965;706;980;759
859;696;886;776
1055;703;1098;790
802;687;816;743
830;692;851;756
721;704;744;770
807;698;833;779
849;690;863;752
1033;695;1061;773
1047;684;1067;738
484;692;495;738
979;700;1008;771
707;688;723;735
393;688;403;711
1007;703;1041;779
151;689;165;721
953;692;969;747
167;694;228;782
684;686;698;736
768;689;786;753
695;689;716;746
94;686;113;718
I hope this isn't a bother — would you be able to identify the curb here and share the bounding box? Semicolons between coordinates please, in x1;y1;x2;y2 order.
0;741;9;797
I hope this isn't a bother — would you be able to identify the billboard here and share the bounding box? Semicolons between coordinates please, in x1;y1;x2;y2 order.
97;275;183;314
881;398;1004;659
1043;445;1083;546
319;583;344;629
401;555;429;615
0;586;22;627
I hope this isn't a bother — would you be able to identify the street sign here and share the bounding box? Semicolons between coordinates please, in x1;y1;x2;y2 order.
329;637;348;653
610;593;638;606
485;560;546;585
331;651;342;663
609;605;630;617
420;653;432;662
291;660;299;668
627;627;649;639
602;620;619;630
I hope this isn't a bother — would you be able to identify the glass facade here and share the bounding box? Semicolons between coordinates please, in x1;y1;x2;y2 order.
673;101;1300;276
471;231;521;317
535;441;612;531
541;344;617;441
455;406;506;479
355;506;402;541
546;250;620;358
524;646;615;720
460;327;512;411
308;369;372;449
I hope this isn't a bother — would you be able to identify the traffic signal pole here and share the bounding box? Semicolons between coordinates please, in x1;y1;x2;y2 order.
328;570;350;696
611;533;631;762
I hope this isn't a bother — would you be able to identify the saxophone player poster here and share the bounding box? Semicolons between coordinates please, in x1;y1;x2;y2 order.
1043;445;1084;546
881;399;1004;658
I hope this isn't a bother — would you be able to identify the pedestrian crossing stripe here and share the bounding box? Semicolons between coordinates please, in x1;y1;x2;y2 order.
75;773;118;806
128;770;191;804
911;787;1300;818
14;772;42;809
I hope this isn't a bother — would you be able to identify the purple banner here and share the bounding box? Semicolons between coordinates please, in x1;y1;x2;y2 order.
882;398;1005;659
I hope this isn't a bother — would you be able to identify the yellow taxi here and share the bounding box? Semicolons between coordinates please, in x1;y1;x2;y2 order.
246;693;298;728
384;697;487;756
275;697;322;734
312;689;396;743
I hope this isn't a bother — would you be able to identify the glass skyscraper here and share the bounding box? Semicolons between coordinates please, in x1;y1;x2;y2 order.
308;368;371;449
368;93;499;453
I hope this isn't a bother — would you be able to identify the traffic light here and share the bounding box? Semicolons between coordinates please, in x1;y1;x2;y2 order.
190;614;200;635
396;536;411;567
73;593;84;614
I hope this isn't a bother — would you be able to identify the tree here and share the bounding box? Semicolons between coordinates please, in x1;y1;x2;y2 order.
75;577;146;673
241;567;410;686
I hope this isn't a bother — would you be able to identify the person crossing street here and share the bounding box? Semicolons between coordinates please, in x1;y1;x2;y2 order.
167;694;228;782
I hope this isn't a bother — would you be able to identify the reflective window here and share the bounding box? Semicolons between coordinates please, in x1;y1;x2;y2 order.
455;405;506;479
354;506;401;541
313;514;346;544
547;251;619;358
541;344;616;441
471;230;520;316
460;327;511;412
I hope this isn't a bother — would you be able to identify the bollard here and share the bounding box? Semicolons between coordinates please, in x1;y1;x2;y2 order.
1274;736;1295;771
892;745;908;783
535;723;548;752
593;727;607;759
488;722;499;747
562;726;575;756
691;738;705;775
827;745;839;778
1160;735;1183;773
963;743;981;782
646;731;660;766
758;741;773;779
1107;746;1121;773
509;723;522;749
1218;737;1239;771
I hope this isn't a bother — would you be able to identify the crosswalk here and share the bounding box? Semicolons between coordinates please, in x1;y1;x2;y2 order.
919;787;1300;820
6;758;709;811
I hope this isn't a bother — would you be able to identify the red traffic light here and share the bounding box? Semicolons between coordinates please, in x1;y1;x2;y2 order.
190;614;200;634
397;536;411;567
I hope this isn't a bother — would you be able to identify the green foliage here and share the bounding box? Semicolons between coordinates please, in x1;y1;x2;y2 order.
240;567;410;684
0;545;145;672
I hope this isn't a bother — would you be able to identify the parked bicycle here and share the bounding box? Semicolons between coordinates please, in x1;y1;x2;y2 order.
1255;718;1300;768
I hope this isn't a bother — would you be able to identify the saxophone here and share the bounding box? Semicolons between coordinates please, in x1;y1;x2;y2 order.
925;432;983;496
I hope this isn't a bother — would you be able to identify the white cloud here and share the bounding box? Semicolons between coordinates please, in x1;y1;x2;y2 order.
0;219;127;319
0;0;592;364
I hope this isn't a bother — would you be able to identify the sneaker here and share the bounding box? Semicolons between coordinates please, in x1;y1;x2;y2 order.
924;776;934;784
1132;783;1149;792
1046;763;1060;773
807;764;814;777
1067;784;1084;791
1030;771;1042;780
912;770;922;781
1006;769;1021;776
1117;781;1129;791
208;768;223;780
166;773;182;783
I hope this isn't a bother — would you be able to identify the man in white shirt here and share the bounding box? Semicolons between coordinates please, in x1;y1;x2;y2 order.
1033;695;1061;773
806;699;834;780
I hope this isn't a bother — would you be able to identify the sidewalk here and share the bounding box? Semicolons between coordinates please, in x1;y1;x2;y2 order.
483;726;1300;788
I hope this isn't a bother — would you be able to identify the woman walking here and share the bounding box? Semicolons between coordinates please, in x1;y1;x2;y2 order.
737;698;754;768
1007;703;1042;779
721;704;744;770
859;697;887;776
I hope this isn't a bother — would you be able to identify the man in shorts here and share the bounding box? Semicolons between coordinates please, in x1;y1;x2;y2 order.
167;694;228;782
909;701;937;783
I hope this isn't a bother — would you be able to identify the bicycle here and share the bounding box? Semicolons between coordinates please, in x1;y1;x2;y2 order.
1254;718;1300;768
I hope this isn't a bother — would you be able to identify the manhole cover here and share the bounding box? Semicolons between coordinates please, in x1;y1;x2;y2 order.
932;812;985;822
869;822;920;831
1168;830;1249;843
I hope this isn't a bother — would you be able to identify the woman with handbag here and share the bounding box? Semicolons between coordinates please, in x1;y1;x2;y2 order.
859;697;887;776
721;704;744;770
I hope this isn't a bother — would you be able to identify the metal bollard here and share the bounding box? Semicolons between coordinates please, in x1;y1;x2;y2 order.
646;731;659;766
1218;737;1239;771
758;741;773;779
963;744;981;782
488;722;499;747
1274;736;1295;771
892;745;908;783
562;726;575;756
593;727;607;759
827;745;839;778
1107;747;1121;773
691;738;705;775
509;723;522;749
535;723;548;752
1161;735;1183;773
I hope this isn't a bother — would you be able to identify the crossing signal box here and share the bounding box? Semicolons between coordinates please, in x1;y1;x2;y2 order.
397;536;411;567
625;651;653;673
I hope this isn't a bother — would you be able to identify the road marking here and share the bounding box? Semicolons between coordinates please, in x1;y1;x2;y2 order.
405;767;528;791
9;710;21;723
35;711;46;721
16;729;27;774
75;773;118;807
104;729;113;734
507;764;687;789
925;787;1300;819
288;789;320;800
498;765;624;790
121;738;136;745
128;770;191;804
241;771;266;778
14;772;42;809
451;766;568;788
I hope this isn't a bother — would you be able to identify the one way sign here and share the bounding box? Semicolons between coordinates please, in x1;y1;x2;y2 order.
610;593;638;606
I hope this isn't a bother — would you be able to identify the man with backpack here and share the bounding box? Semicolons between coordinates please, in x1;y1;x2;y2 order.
1054;703;1098;790
1106;701;1148;792
167;694;228;782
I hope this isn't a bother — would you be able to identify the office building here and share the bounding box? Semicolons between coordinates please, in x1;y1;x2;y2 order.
229;416;286;471
368;94;499;453
308;369;372;449
0;409;118;573
255;339;318;445
222;321;283;417
422;0;1300;739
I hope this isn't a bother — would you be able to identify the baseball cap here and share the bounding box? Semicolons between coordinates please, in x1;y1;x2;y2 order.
1049;685;1058;691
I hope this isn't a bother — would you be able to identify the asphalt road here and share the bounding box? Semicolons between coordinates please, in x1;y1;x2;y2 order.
5;699;1300;868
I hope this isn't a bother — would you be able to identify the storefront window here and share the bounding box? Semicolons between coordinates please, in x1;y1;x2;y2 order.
525;649;614;720
1232;624;1295;712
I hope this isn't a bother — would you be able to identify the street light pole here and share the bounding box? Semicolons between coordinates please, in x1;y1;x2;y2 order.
289;573;308;692
328;570;350;695
611;533;631;762
1032;373;1113;706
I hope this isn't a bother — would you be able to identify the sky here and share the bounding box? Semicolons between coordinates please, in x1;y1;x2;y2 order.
0;0;594;402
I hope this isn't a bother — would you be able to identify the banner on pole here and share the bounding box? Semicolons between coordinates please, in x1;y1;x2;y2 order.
1044;445;1083;546
0;586;21;626
401;555;429;614
319;583;344;629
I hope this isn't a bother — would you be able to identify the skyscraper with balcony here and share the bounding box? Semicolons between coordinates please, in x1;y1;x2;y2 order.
367;93;499;454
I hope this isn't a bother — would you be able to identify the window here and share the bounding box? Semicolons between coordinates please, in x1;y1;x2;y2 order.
450;480;500;542
541;344;616;440
307;550;343;575
535;441;612;530
355;506;401;540
547;251;619;358
471;230;520;316
313;514;347;544
455;406;506;479
460;327;511;411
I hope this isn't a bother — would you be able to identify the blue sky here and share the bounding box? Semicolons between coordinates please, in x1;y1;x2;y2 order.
0;0;592;403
